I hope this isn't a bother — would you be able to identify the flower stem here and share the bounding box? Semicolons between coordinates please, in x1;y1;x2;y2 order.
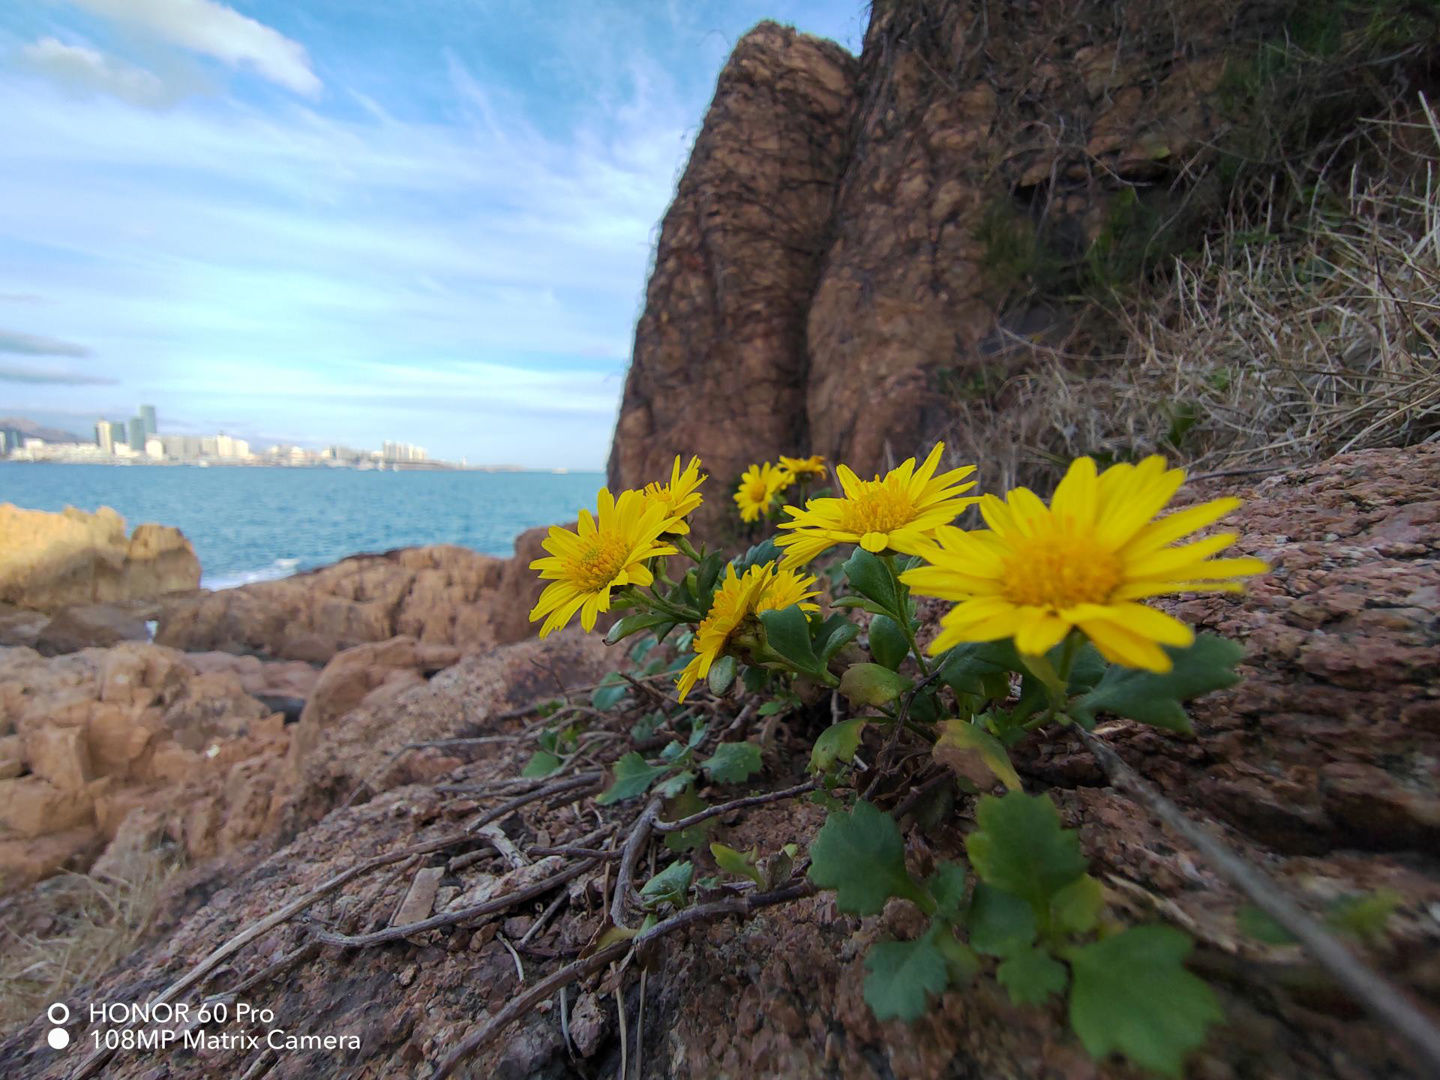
883;555;931;677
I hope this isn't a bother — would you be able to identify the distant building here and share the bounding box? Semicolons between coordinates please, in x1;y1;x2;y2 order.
96;420;115;454
127;417;146;450
108;421;125;447
144;437;165;459
140;404;157;437
1;427;22;455
381;441;427;463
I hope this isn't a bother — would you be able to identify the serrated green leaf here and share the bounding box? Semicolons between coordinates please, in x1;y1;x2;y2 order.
933;717;1022;792
933;930;980;984
842;548;903;616
997;946;1068;1006
707;654;738;696
605;613;674;645
808;718;867;773
702;741;763;784
639;860;693;910
520;750;563;778
967;881;1036;956
662;786;712;852
808;801;924;915
711;842;764;887
1071;633;1245;733
935;640;1024;696
965;792;1088;913
1051;874;1104;936
1069;926;1221;1077
868;614;910;670
759;605;825;677
591;673;629;711
926;862;969;921
655;769;695;799
596;752;667;805
863;929;950;1022
839;662;911;707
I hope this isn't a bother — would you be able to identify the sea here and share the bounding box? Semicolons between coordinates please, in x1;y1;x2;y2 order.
0;463;605;590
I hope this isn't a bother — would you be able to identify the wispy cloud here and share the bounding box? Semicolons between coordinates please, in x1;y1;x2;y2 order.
0;365;115;385
18;38;183;108
0;328;92;357
65;0;320;96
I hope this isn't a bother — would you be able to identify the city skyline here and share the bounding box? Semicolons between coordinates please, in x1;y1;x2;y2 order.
0;1;867;468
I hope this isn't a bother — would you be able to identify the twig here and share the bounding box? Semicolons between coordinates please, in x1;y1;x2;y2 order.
863;667;945;799
310;858;599;949
1077;726;1440;1075
652;780;820;833
610;799;662;927
465;773;603;833
497;933;525;982
519;891;570;947
431;881;815;1079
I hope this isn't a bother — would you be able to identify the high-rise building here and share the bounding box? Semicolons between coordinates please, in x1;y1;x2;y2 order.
96;420;114;453
1;428;21;455
128;417;146;450
109;421;126;447
140;405;157;436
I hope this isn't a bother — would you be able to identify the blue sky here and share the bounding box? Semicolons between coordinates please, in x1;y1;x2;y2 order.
0;0;865;468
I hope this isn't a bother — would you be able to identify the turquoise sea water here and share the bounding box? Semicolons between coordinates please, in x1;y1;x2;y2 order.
0;463;605;589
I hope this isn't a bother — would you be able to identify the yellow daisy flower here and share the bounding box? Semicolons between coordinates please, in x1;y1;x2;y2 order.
643;455;706;535
901;455;1269;672
775;442;978;568
528;488;678;638
675;562;820;701
734;462;789;523
778;454;827;481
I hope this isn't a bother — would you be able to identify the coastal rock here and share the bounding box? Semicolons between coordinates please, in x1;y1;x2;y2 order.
157;529;552;663
0;504;200;611
607;22;857;530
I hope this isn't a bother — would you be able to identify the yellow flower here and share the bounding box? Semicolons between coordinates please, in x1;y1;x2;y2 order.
778;454;827;481
775;442;978;568
529;488;678;638
675;562;819;701
734;462;789;523
643;455;706;535
901;456;1269;672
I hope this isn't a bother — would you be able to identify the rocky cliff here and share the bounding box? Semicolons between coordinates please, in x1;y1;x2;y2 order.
0;505;200;610
609;1;1438;518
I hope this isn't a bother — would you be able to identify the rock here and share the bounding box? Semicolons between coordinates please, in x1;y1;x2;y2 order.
297;636;456;735
607;22;858;532
156;537;548;663
0;504;200;611
0;603;48;648
33;603;150;655
0;827;103;892
0;733;21;779
20;723;93;791
0;775;94;837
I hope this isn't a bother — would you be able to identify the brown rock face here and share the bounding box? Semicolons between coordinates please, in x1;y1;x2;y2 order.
0;505;200;610
607;22;857;528
156;529;553;663
607;2;1296;486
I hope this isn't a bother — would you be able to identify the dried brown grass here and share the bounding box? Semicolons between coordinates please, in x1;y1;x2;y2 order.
0;844;180;1038
947;96;1440;493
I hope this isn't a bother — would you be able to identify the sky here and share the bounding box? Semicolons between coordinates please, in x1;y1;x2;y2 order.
0;0;866;468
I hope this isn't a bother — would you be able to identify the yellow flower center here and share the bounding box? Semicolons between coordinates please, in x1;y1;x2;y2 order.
838;483;917;536
743;478;770;503
565;534;633;593
1000;533;1122;609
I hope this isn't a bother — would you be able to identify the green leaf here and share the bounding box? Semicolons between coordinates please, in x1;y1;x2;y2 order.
757;697;794;717
933;717;1022;792
1051;874;1104;936
808;801;923;915
596;752;667;805
655;769;695;799
863;928;950;1022
935;640;1023;696
965;792;1087;913
1326;889;1401;942
808;718;867;773
1069;926;1221;1077
639;860;693;910
759;605;825;677
926;862;970;921
591;673;629;711
731;538;781;572
934;931;980;985
710;842;764;887
702;741;763;784
842;548;903;616
814;614;861;662
1070;633;1245;734
839;663;910;707
662;786;712;852
605;613;675;645
967;881;1036;956
707;654;738;697
1235;905;1295;945
997;946;1068;1006
868;615;910;670
520;750;563;778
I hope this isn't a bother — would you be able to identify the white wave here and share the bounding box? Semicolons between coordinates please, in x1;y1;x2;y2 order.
202;558;302;591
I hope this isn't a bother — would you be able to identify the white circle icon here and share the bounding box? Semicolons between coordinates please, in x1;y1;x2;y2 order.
47;1028;71;1050
47;1003;70;1025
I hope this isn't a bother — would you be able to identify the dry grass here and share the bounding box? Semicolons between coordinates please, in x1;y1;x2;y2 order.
947;96;1440;493
0;843;181;1039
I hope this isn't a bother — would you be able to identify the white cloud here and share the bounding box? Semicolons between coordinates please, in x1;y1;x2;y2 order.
19;38;179;108
66;0;321;96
